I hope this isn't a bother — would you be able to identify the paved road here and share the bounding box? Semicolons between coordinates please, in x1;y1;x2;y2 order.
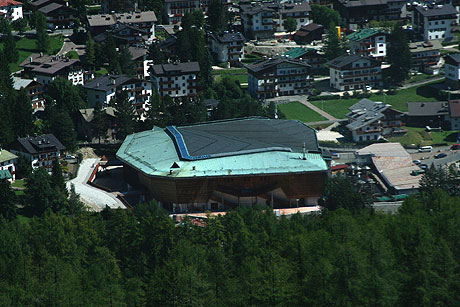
398;76;445;90
410;150;460;168
67;158;125;211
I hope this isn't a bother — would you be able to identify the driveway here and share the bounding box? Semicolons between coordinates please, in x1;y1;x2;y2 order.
67;158;125;211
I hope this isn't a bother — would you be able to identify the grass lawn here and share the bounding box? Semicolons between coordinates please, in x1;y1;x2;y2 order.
11;179;26;189
95;67;108;77
311;80;443;119
66;50;79;59
278;102;327;123
213;68;248;84
406;73;438;84
0;35;64;72
388;126;459;146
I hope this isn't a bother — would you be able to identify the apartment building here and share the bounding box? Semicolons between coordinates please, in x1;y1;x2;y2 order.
346;98;404;142
87;11;157;42
150;62;200;98
240;1;310;40
282;47;326;69
128;46;152;80
20;54;85;86
163;0;230;24
412;4;457;41
333;0;407;27
445;53;460;89
32;1;77;29
328;54;382;91
0;0;23;21
10;134;65;171
210;32;245;66
83;75;152;113
247;57;313;99
409;40;442;74
347;28;388;59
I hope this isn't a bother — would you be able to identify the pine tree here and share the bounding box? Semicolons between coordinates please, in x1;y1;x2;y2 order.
112;91;136;140
85;31;96;68
208;0;227;32
51;160;67;197
4;31;18;64
119;46;135;76
11;89;34;139
284;17;297;34
147;42;165;64
323;24;345;60
0;179;16;220
388;24;412;85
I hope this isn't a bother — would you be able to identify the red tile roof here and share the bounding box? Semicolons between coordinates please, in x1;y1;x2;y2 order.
331;164;348;171
0;0;22;7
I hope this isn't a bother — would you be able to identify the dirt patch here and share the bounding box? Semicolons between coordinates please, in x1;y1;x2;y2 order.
77;147;100;159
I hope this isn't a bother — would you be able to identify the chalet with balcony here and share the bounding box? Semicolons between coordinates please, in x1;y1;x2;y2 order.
10;134;65;171
83;75;152;114
87;11;157;42
128;46;152;80
328;54;382;91
246;57;313;99
406;101;449;128
35;1;77;29
163;0;230;25
444;53;460;89
412;4;457;41
210;32;245;66
346;99;404;142
283;47;326;70
0;0;23;21
292;23;324;44
409;40;442;74
150;62;200;99
240;1;310;40
347;28;388;60
333;0;407;27
12;77;45;113
20;53;85;86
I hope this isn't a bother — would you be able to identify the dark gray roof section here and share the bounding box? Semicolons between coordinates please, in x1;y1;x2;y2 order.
338;0;387;7
211;32;245;44
29;0;54;8
151;62;200;75
327;54;374;68
128;46;148;60
16;134;65;154
83;74;137;92
298;23;323;32
175;117;320;158
246;57;311;73
39;2;75;14
240;1;310;15
407;101;449;116
446;53;460;64
415;4;457;17
346;99;389;130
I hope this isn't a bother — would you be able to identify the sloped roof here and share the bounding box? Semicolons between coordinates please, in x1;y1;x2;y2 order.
347;28;387;42
409;40;442;53
407;101;448;116
0;149;17;164
79;107;116;122
0;0;22;7
210;32;245;44
415;4;457;17
246;57;311;73
150;62;200;75
346;99;389;130
0;170;12;180
16;134;65;154
327;54;377;68
83;75;137;92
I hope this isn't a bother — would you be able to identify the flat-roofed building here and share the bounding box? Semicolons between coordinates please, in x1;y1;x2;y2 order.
116;117;328;212
246;57;313;99
150;62;200;99
409;40;442;74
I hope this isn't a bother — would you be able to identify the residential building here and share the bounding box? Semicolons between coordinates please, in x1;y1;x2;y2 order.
406;101;449;127
292;23;324;44
12;77;45;113
116;117;328;212
150;62;200;99
83;75;152;113
347;28;388;59
444;53;460;89
36;1;77;29
0;149;18;181
283;47;326;69
210;32;245;66
0;0;23;21
247;57;313;99
448;99;460;129
20;54;85;86
240;1;311;40
10;134;65;171
346;98;404;142
93;23;152;47
128;46;152;80
77;107;117;142
328;54;382;91
333;0;407;27
356;143;422;194
163;0;230;25
87;11;157;42
409;40;442;74
412;4;457;41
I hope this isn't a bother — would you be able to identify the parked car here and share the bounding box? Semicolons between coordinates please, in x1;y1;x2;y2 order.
413;160;421;165
418;146;433;152
451;144;460;150
420;164;428;170
434;153;447;159
65;154;76;159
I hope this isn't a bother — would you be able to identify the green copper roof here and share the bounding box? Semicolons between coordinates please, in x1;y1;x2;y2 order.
0;149;17;164
116;128;328;178
283;47;317;59
0;170;12;180
347;28;387;42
